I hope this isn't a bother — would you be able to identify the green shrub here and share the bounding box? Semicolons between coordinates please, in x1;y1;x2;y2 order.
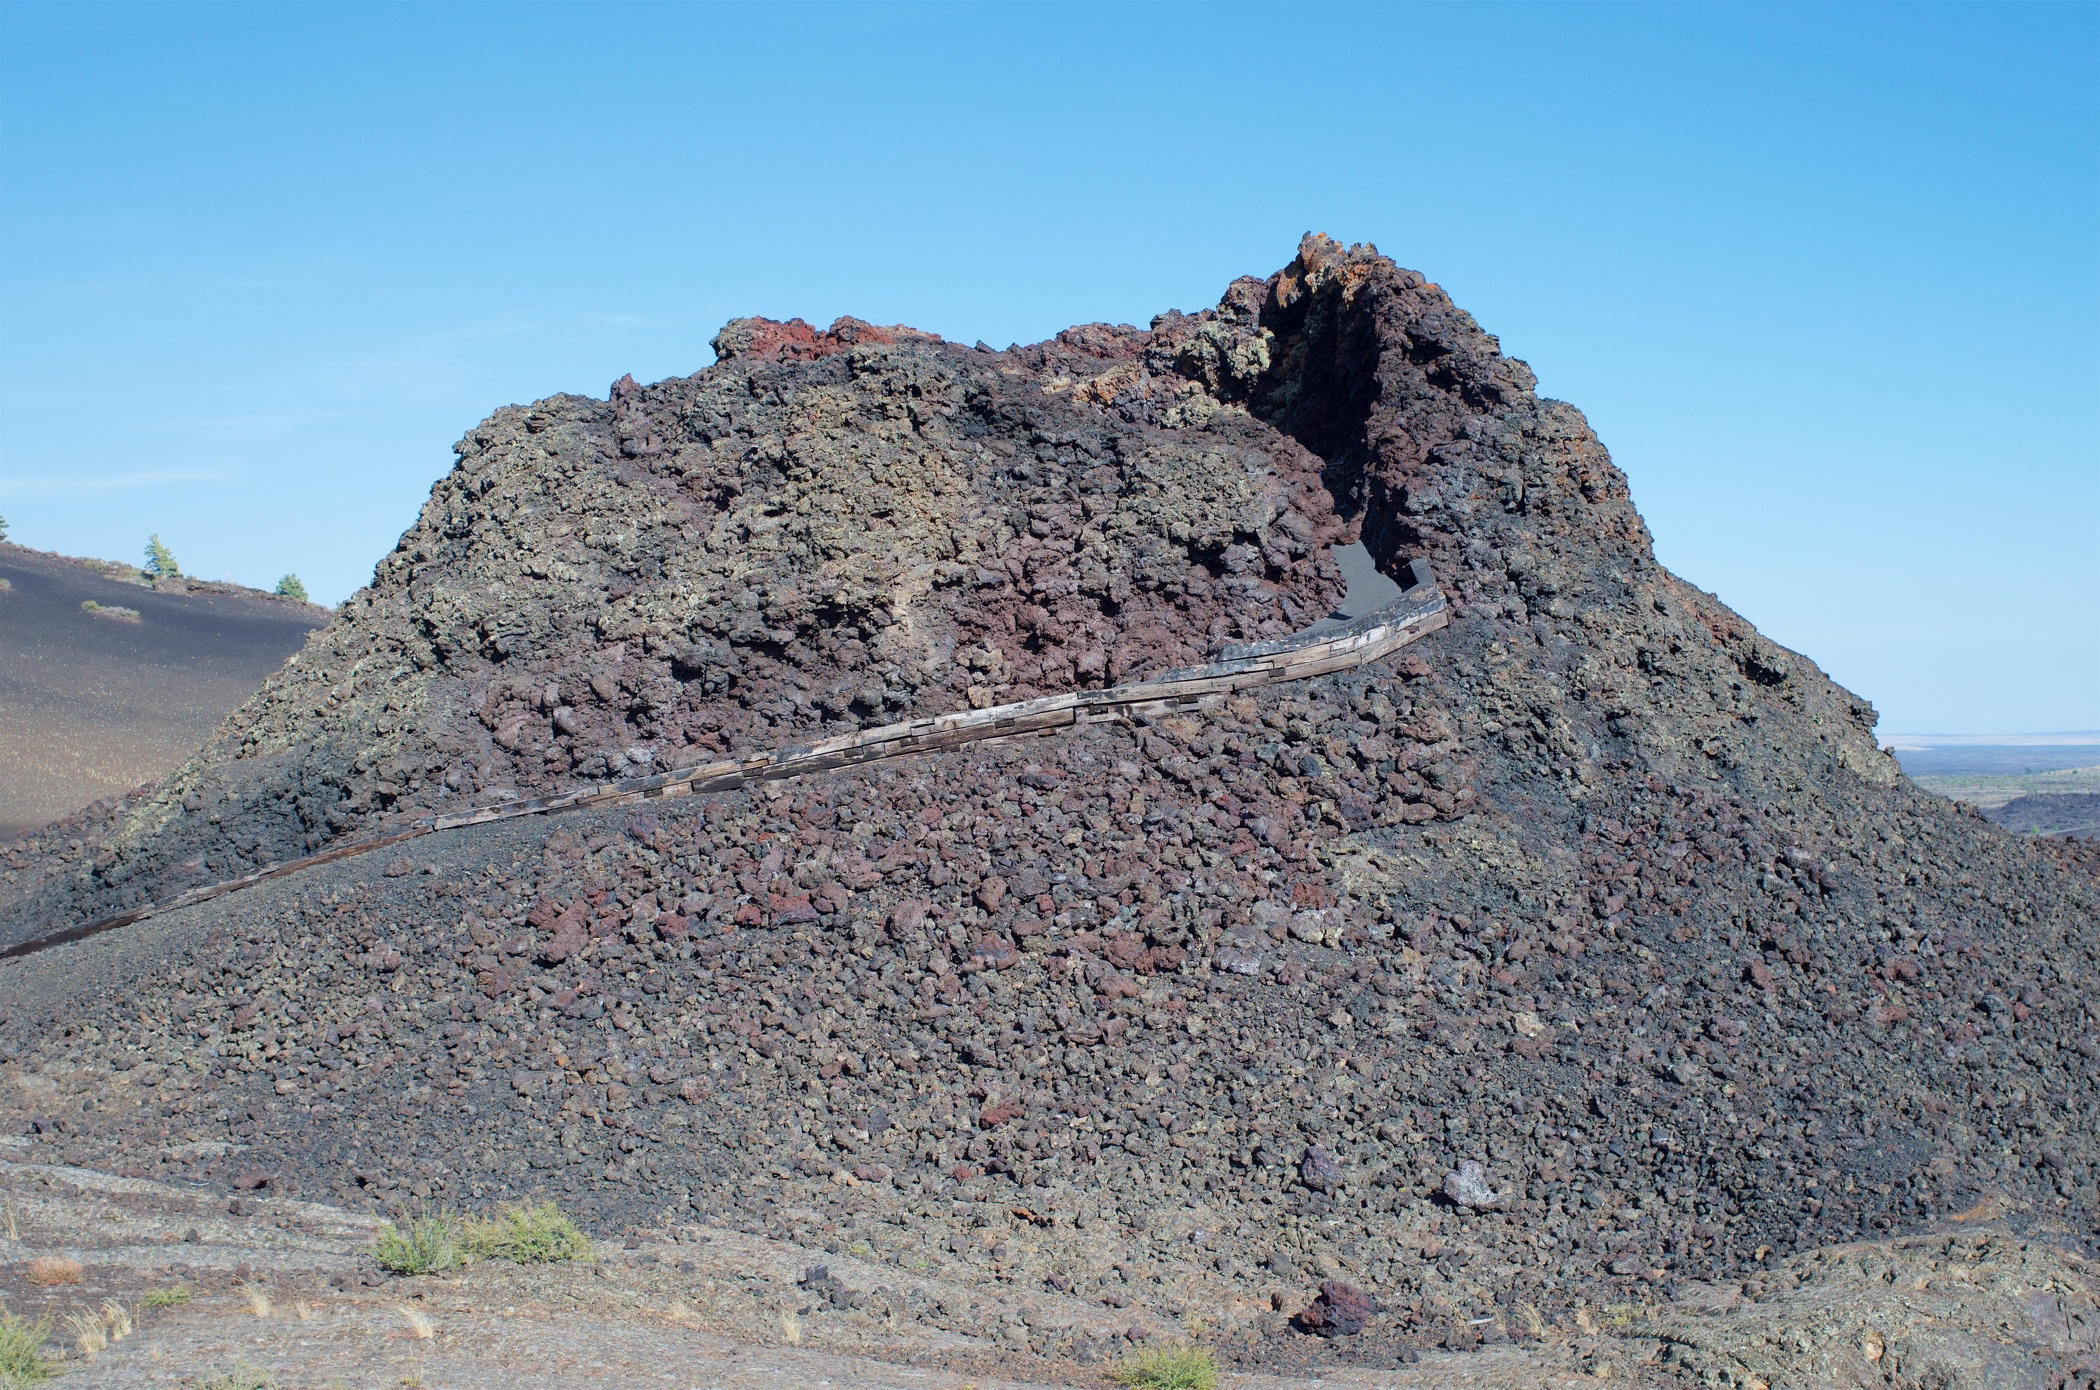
374;1201;590;1275
0;1305;54;1387
80;599;99;611
374;1211;461;1274
273;573;308;602
461;1201;592;1265
141;1284;192;1309
143;533;180;579
1109;1345;1219;1390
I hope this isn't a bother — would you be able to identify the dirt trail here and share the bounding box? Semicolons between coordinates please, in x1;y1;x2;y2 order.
1;1152;2091;1389
1;1151;1594;1388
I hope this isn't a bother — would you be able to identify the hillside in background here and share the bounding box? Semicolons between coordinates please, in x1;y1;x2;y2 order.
0;543;328;836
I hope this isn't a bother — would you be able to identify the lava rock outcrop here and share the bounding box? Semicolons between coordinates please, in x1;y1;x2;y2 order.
1;236;2093;1375
3;302;1355;940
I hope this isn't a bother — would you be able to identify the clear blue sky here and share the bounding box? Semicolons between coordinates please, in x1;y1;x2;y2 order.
1;2;2093;736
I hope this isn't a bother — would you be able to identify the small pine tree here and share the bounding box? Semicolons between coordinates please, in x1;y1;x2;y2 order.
143;534;180;579
274;573;309;603
0;515;10;543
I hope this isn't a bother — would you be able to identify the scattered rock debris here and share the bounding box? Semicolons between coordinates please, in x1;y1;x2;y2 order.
2;236;2096;1387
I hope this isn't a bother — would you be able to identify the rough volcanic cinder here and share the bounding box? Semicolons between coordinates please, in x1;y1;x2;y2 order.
1;236;2094;1385
0;312;1350;940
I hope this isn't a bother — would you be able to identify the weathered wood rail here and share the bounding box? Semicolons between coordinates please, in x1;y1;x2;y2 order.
3;574;1446;959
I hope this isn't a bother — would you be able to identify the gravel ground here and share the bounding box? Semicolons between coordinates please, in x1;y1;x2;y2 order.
3;1152;2088;1389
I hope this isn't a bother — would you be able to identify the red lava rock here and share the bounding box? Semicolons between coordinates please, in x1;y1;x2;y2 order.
979;1099;1022;1129
1103;931;1146;969
1293;1280;1380;1338
970;937;1020;970
1298;1145;1343;1193
232;1172;270;1191
1135;944;1185;974
538;921;586;964
1094;971;1141;1000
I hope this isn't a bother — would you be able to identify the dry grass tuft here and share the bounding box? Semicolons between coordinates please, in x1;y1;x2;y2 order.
62;1308;105;1359
240;1285;274;1318
394;1304;436;1340
21;1257;80;1288
100;1300;132;1342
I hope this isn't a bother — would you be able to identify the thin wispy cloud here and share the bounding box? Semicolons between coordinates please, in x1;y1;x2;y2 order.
0;467;234;498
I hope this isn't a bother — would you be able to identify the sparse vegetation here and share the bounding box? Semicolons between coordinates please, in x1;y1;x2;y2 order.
1109;1344;1220;1390
22;1256;81;1288
142;1284;192;1309
79;600;141;622
274;573;308;602
372;1201;591;1275
198;1362;274;1390
460;1201;591;1265
0;515;9;543
240;1284;274;1317
61;1307;105;1359
393;1303;435;1339
373;1211;460;1275
143;533;180;579
0;1306;54;1387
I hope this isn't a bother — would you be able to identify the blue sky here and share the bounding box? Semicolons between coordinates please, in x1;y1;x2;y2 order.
0;2;2093;735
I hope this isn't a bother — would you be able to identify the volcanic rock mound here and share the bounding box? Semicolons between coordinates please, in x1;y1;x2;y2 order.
1;300;1367;940
1;236;2093;1382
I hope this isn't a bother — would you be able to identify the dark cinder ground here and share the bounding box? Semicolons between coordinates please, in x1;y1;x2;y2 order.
0;545;325;837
